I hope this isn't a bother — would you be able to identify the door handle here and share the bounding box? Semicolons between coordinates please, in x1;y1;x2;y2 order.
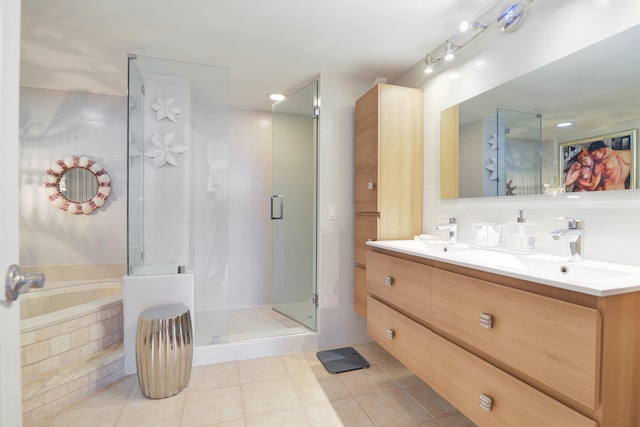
270;195;284;220
5;265;45;302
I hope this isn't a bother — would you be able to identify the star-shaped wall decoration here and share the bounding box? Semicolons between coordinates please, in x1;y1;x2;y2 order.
487;133;498;150
145;132;187;168
151;97;183;122
485;156;498;180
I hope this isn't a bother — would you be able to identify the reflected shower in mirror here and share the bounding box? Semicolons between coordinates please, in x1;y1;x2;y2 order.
441;24;640;199
44;155;111;214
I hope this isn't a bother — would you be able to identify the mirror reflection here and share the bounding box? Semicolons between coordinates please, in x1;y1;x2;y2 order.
59;167;98;202
443;24;640;199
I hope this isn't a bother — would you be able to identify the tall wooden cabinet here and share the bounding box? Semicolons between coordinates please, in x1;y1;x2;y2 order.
353;83;423;317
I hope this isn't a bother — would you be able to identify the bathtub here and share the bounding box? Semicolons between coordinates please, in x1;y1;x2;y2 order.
21;281;125;424
21;281;122;332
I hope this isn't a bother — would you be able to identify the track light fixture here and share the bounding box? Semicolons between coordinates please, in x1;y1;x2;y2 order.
444;40;456;61
422;0;534;77
424;55;435;74
459;20;487;32
497;1;529;32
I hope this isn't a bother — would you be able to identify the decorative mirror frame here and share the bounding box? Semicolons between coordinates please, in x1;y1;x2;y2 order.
43;155;112;214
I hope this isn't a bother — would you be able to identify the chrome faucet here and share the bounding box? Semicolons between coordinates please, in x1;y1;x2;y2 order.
550;216;584;262
435;217;458;245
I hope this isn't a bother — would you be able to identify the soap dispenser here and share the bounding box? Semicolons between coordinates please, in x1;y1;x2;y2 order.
505;209;537;252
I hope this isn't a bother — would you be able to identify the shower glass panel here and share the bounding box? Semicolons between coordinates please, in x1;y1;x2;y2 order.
127;57;144;274
497;108;542;196
271;81;318;331
126;55;230;342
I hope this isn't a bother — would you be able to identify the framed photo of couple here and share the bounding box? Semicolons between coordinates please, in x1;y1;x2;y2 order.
559;129;637;192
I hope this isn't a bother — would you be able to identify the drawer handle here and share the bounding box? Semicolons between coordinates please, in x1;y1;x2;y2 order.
385;328;395;340
384;276;394;286
479;393;493;412
480;313;494;329
367;182;375;190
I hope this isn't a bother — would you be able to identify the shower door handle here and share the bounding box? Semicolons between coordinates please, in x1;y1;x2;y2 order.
270;195;284;220
5;264;45;302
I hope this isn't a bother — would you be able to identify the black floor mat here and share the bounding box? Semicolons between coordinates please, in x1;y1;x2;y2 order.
317;347;370;374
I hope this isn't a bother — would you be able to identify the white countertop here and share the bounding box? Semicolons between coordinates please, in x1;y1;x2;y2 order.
367;240;640;297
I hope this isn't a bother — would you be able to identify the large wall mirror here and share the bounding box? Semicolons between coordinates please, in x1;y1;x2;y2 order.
441;24;640;199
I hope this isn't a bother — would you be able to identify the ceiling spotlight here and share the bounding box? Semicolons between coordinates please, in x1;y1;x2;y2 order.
497;1;528;32
556;121;573;128
268;93;285;102
444;41;455;61
424;55;435;74
459;20;487;32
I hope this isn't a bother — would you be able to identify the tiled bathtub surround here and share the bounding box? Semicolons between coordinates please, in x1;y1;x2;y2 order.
21;300;124;426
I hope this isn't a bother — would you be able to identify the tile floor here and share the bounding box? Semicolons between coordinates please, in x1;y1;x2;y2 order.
43;342;476;427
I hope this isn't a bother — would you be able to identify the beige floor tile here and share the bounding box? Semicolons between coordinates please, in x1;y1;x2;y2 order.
354;342;395;363
357;388;432;427
339;365;397;396
239;356;288;383
47;404;124;427
114;393;185;427
304;398;374;427
282;352;315;377
73;375;137;408
242;378;301;417
245;408;310;427
291;373;352;406
377;360;422;387
205;421;247;427
181;386;244;427
189;361;240;391
404;383;459;420
436;413;477;427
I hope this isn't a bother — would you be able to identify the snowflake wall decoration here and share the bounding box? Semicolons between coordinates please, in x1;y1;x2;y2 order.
145;132;187;168
151;97;183;122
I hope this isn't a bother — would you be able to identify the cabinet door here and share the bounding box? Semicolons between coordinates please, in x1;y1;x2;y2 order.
354;265;367;318
428;327;597;427
354;214;378;266
366;251;432;324
432;269;599;409
367;296;432;384
355;85;379;213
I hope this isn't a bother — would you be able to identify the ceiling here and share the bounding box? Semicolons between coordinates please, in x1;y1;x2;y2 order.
20;0;499;111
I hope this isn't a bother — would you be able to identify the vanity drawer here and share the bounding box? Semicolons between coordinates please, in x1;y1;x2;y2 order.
431;268;599;409
428;326;597;427
354;214;378;266
366;296;432;383
366;250;431;324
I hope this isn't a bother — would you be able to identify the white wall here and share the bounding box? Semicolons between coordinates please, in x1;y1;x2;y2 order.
19;87;127;267
396;0;640;266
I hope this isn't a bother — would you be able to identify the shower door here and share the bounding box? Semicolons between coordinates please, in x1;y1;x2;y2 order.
271;81;318;331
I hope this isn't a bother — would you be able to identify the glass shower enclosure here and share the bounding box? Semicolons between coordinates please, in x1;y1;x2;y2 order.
127;55;317;348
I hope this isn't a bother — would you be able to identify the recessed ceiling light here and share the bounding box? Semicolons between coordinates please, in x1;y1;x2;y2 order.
269;93;285;102
556;121;573;128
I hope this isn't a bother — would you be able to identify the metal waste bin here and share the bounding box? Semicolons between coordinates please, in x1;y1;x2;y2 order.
136;303;193;399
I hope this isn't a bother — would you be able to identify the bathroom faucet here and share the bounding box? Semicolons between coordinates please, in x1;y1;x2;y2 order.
435;217;458;245
550;216;584;262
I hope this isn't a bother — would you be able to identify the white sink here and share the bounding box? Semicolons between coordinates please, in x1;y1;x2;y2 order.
367;239;640;296
418;240;473;254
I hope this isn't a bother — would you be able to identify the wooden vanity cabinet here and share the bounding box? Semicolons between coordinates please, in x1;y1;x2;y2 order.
353;83;423;318
366;248;640;427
